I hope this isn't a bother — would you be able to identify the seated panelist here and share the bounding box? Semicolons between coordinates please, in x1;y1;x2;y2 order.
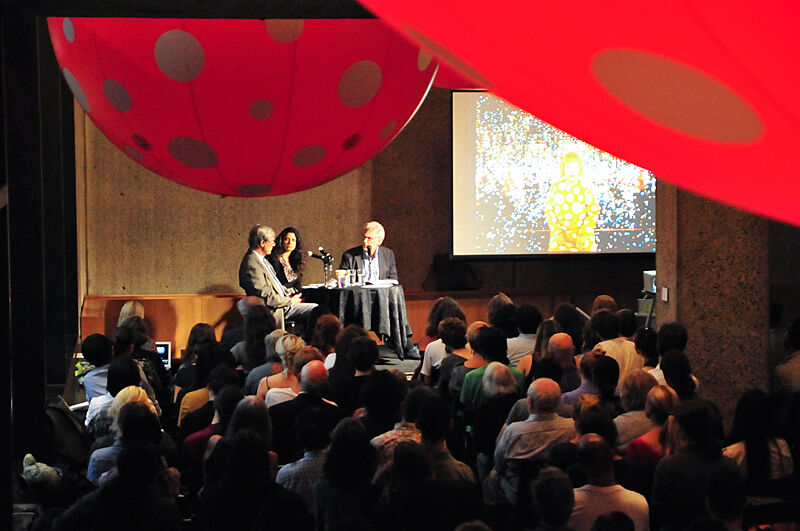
268;226;305;295
340;221;397;282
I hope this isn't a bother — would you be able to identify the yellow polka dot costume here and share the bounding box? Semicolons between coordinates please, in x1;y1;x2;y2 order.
545;153;599;252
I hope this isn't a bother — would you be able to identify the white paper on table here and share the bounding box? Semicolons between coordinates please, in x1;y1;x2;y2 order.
365;279;398;287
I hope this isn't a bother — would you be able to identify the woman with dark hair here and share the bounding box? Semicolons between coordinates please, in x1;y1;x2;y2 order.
173;323;216;403
177;343;235;426
517;318;562;377
121;316;171;418
591;355;623;417
231;304;277;373
311;314;342;368
328;324;368;386
268;226;306;294
633;327;659;369
313;418;379;529
420;297;467;384
723;389;794;495
554;302;586;354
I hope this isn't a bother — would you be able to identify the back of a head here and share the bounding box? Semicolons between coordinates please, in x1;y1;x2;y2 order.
207;363;241;395
195;343;235;388
528;378;561;414
248;224;274;250
325;417;376;486
361;369;407;418
590;356;620;399
402;385;436;423
245;306;276;368
226;396;272;448
81;334;113;368
534;319;562;357
115;441;162;493
590;309;619;341
392;441;431;482
473;326;509;363
487;292;513;324
112;325;135;357
576;433;614;481
676;400;719;455
579;351;600;380
417;395;451;442
438;317;467;350
492;303;519;338
120;316;150;347
118;301;146;326
591;512;634;531
531;466;574;527
292;346;324;376
729;389;773;453
482;361;517;400
657;322;688;357
554;302;586;350
466;321;488;351
118;401;161;445
786;317;800;351
426;297;466;338
277;334;306;367
265;329;288;360
617;309;637;338
300;359;329;394
645;385;679;424
548;332;575;365
312;314;342;353
576;406;618;449
516;305;544;335
619;370;657;412
302;305;334;343
110;386;153;419
591;295;618;314
214;385;244;433
661;349;695;398
347;337;379;372
297;406;332;452
217;430;272;492
107;356;142;397
531;357;563;384
633;326;659;366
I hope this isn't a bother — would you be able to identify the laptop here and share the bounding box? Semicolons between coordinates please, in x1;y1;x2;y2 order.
155;341;172;370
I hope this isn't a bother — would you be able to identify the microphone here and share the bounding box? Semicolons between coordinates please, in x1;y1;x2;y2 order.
307;250;325;261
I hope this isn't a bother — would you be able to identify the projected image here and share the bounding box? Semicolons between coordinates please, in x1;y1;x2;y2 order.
453;93;655;255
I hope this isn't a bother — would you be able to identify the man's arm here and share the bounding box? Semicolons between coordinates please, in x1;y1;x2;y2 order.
241;254;292;308
340;249;356;271
383;248;398;280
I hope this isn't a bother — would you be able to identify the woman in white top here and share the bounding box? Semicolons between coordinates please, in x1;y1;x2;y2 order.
256;334;305;401
265;347;324;407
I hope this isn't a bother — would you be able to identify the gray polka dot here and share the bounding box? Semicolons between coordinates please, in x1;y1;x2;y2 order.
404;25;492;88
63;18;75;43
124;145;143;160
338;60;382;108
379;121;397;139
342;133;362;150
155;30;205;82
249;99;273;120
63;68;90;113
266;20;304;43
132;134;151;150
168;137;217;169
238;184;272;195
292;145;326;168
417;49;432;71
103;79;132;112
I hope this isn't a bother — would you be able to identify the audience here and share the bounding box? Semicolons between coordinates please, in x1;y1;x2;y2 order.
230;304;278;372
178;363;239;441
80;333;114;402
625;384;680;475
530;466;575;531
310;314;342;368
473;362;521;481
172;323;216;404
268;346;324;407
420;296;467;384
371;386;435;471
507;304;543;367
329;337;380;413
648;321;688;385
243;328;286;395
460;326;523;408
633;326;659;370
358;369;408;439
591;309;643;389
256;333;306;401
449;321;489;401
327;324;368;386
417;395;477;483
614;370;658;451
436;317;472;402
550;332;580;393
554;302;587;357
276;406;332;510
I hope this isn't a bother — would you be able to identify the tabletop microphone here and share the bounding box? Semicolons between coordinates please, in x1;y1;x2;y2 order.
307;250;325;261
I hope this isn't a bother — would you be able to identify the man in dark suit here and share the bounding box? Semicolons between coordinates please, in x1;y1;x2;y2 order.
238;224;315;327
269;360;347;464
340;220;398;281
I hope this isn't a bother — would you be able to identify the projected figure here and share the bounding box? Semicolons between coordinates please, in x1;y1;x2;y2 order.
545;152;599;252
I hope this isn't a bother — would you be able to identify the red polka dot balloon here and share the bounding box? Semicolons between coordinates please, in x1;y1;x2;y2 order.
356;1;800;225
47;18;437;196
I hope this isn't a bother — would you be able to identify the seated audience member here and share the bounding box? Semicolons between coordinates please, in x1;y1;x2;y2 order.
276;406;332;510
256;333;306;401
546;395;601;470
180;385;242;493
501;359;573;431
310;314;342;368
243;328;286;395
449;321;488;401
230;304;277;372
492;302;520;339
122;316;171;411
112;326;162;416
633;327;659;370
473;362;521;481
625;385;679;474
327;324;368;386
330;336;379;413
201;430;313;531
490;378;576;504
418;395;477;483
436;318;471;402
615;370;658;452
550;332;580;393
460;326;524;408
358;369;408;439
117;300;146;326
87;402;161;485
371;386;435;470
530;466;575;531
774;317;800;407
219;296;262;353
580;322;602;356
81;334;114;401
313;418;380;530
562;352;599;407
54;442;182;531
591;355;623;417
554;302;587;356
172;323;216;404
617;309;637;341
651;400;738;529
591;295;617;314
661;349;723;441
267;346;324;407
420;297;467;384
700;463;748;531
648;321;688;384
518;319;562;377
300;305;333;344
178;364;240;441
568;434;649;531
507;305;543;367
86;356;144;435
270;360;347;464
488;292;514;326
177;343;235;426
591;310;643;389
723;389;794;495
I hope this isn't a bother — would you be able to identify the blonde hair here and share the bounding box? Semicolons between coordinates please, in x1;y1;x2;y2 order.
645;385;682;456
109;385;155;434
619;370;658;411
117;301;145;326
276;334;306;370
